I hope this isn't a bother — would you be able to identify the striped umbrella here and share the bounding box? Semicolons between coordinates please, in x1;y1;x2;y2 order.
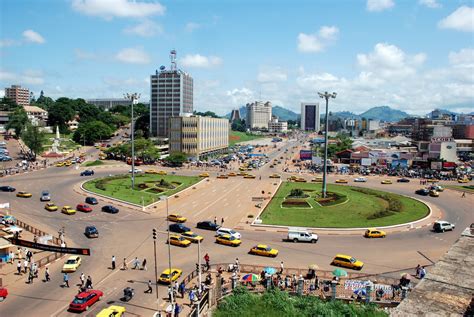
242;274;260;282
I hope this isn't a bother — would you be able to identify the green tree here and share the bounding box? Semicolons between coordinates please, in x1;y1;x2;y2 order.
327;134;353;158
231;118;246;132
6;108;29;137
33;91;55;110
194;111;220;118
21;123;46;160
77;103;101;123
47;100;75;133
134;111;150;138
0;97;20;111
73;121;114;145
165;152;187;167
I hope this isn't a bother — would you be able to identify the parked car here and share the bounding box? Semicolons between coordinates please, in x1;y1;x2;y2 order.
102;205;119;214
68;290;103;312
80;170;95;176
85;226;99;238
216;228;241;239
196;221;221;231
169;223;190;234
433;221;455;232
0;186;15;192
85;197;98;205
40;190;51;202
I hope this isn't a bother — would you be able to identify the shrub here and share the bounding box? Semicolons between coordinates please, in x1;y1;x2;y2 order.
282;199;311;208
289;188;308;198
138;183;149;189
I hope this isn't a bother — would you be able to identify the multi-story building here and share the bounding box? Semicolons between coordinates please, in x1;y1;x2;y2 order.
230;108;241;122
268;117;288;133
23;105;48;126
246;101;272;130
150;50;193;137
5;85;30;106
300;102;320;132
86;98;149;110
169;116;228;159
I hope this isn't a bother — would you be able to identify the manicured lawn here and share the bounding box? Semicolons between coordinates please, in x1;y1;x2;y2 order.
229;131;265;146
83;160;104;167
260;182;429;228
83;174;201;205
42;133;80;152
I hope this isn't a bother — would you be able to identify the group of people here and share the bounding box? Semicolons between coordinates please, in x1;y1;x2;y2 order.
118;256;147;271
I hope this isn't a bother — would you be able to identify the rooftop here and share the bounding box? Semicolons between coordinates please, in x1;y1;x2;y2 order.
23;105;47;113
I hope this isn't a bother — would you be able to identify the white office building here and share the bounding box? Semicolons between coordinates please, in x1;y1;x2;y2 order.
246;101;272;130
268;117;288;133
301;102;320;132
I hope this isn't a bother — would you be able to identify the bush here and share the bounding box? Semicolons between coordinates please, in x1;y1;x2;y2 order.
282;199;311;208
367;209;394;220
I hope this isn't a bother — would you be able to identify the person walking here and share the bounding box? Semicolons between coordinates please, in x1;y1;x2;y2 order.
122;257;128;270
9;250;14;264
214;217;217;225
111;255;116;270
179;281;186;298
142;258;147;271
86;276;93;289
167;285;173;301
80;272;85;287
174;303;181;317
17;260;22;275
235;258;240;272
133;257;140;269
63;273;70;288
28;270;34;284
145;280;152;294
23;259;29;273
462;192;466;198
279;261;284;274
45;267;50;282
204;253;210;270
189;289;196;306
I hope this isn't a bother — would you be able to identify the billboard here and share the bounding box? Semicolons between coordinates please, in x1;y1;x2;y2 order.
10;238;91;255
300;150;313;160
361;158;372;166
312;156;322;165
431;162;442;170
391;159;408;168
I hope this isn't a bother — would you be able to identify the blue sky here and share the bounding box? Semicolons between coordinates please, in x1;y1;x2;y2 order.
1;0;473;115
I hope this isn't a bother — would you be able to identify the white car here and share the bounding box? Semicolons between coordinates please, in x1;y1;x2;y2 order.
433;221;455;233
129;168;143;173
354;177;367;182
216;228;241;239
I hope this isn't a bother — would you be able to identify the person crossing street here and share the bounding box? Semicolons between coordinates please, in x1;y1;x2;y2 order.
111;255;116;270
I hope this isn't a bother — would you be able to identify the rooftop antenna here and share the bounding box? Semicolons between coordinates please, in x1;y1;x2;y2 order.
170;49;177;71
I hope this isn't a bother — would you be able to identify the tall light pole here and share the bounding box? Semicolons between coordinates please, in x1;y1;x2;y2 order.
152;228;160;312
124;93;140;189
197;238;202;317
160;195;174;316
318;91;337;198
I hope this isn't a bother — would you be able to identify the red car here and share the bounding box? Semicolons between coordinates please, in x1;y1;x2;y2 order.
69;290;103;312
76;204;93;212
0;287;8;301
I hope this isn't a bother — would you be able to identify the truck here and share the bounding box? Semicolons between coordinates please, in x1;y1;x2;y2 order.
287;228;318;243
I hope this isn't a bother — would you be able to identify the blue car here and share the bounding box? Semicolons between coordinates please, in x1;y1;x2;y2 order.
102;205;119;214
84;226;99;238
169;223;190;233
80;170;95;176
85;197;98;205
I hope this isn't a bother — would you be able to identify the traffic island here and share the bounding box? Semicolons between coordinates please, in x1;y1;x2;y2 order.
259;182;429;228
82;174;201;206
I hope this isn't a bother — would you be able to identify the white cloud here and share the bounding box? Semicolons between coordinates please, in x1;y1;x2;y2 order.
438;6;474;32
418;0;441;9
0;69;44;85
366;0;395;12
124;20;163;37
257;67;287;83
297;25;339;53
22;29;45;44
185;22;201;32
71;0;165;19
115;47;151;64
449;48;474;66
226;88;255;106
180;54;222;68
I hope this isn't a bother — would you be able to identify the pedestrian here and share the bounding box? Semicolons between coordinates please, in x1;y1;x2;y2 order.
45;267;50;282
133;257;140;269
168;285;173;301
80;272;85;287
33;235;38;243
174;281;179;296
122;257;128;270
145;280;152;293
462;192;466;198
235;258;240;272
189;289;196;306
17;260;22;275
415;264;421;278
204;253;210;270
23;259;29;273
279;261;284;274
111;255;116;270
64;273;70;288
179;281;186;298
420;267;426;279
9;250;14;264
214;216;217;225
142;258;147;271
175;303;181;317
28;270;34;284
86;276;92;289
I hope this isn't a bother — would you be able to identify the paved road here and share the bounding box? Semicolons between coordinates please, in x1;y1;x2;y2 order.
0;137;472;316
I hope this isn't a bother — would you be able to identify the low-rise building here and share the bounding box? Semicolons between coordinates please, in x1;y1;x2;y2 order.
169;115;229;159
268;117;288;133
23;105;48;126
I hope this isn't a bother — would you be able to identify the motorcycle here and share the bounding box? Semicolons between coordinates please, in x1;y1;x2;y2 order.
122;287;135;302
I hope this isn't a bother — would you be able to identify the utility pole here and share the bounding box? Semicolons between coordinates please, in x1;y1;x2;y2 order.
318;91;337;198
197;238;202;317
124;93;140;189
161;195;174;316
152;228;160;313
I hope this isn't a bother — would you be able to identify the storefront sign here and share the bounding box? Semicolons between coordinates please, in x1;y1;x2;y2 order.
431;137;454;143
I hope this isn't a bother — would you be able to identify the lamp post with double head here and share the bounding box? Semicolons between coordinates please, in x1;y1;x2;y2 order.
160;195;174;315
318;91;337;198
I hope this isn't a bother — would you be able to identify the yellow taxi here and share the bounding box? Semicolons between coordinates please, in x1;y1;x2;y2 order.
145;169;159;174
62;256;81;272
295;178;307;183
96;305;126;317
249;244;279;257
45;203;58;211
331;254;364;270
158;268;182;284
269;173;281;178
181;231;204;243
61;206;76;215
312;177;323;182
217;174;229;179
239;167;246;171
238;171;248;176
335;179;348;184
65;161;72;167
158;170;167;175
427;178;441;183
216;234;241;247
243;174;256;179
98;153;107;160
458;178;469;183
199;172;209;178
167;214;187;223
288;175;298;181
364;228;386;238
429;190;440;197
381;180;392;184
55;162;64;167
16;191;32;198
168;235;191;247
228;172;237;177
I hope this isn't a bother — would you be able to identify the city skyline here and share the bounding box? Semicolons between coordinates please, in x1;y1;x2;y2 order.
0;0;473;115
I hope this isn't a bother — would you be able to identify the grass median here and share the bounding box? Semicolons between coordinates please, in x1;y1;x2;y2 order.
229;131;265;146
83;174;201;206
260;182;429;228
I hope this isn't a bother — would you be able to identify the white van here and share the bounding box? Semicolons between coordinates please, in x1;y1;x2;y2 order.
287;228;318;243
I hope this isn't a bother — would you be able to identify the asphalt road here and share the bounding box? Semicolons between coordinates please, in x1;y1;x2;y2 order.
0;137;472;316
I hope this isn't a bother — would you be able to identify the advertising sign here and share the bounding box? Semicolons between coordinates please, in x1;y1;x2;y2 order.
391;159;408;168
431;137;454;143
299;150;312;161
431;162;442;170
361;158;372;166
312;157;322;165
10;238;91;256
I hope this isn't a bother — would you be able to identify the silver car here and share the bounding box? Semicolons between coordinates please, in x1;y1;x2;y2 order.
40;190;51;202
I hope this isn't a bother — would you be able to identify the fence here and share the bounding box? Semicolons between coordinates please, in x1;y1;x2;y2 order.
14;218;63;246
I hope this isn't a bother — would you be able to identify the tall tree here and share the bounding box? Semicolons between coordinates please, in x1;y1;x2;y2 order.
47;101;75;133
77;103;101;123
0;97;20;111
21;123;46;160
72;121;114;145
6;108;29;137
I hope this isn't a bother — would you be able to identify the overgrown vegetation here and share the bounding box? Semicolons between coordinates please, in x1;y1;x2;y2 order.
350;188;403;220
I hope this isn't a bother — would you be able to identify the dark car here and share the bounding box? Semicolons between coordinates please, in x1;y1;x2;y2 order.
169;223;191;234
0;186;16;192
80;170;95;176
85;197;98;205
196;221;221;231
102;205;119;214
84;226;99;238
397;178;410;183
415;189;429;196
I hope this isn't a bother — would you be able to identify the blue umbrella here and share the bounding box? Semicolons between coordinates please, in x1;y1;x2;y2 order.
353;288;367;296
263;267;277;275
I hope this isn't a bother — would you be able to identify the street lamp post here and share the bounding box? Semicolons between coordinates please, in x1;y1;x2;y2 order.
124;93;141;190
197;238;202;317
161;195;174;316
318;91;337;198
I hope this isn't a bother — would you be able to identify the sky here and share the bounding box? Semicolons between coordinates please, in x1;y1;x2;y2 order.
0;0;473;116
